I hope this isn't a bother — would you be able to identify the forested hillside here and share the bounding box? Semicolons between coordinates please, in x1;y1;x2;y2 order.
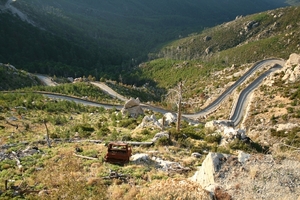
0;0;293;83
139;6;300;91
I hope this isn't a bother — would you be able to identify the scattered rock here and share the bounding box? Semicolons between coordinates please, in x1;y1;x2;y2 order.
124;98;140;109
121;98;144;118
191;152;202;158
151;131;170;142
163;112;177;125
276;123;299;131
131;153;189;173
244;21;259;32
131;153;151;164
203;36;212;41
238;151;250;164
205;47;212;55
152;156;190;172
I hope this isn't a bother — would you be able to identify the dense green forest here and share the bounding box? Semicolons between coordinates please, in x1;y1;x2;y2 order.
0;0;294;84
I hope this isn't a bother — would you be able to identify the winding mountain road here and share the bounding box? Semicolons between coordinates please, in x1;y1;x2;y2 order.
182;59;285;121
229;64;283;126
36;58;285;126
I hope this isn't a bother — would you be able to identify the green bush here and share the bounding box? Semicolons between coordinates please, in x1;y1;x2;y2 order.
287;107;294;113
47;115;68;125
271;127;300;148
229;139;251;151
181;126;205;140
155;136;172;146
71;123;95;138
217;146;231;154
176;138;194;149
204;133;222;144
119;118;137;128
96;126;111;138
72;124;94;132
120;134;132;141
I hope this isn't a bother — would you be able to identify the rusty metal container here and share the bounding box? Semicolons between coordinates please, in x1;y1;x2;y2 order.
104;142;132;164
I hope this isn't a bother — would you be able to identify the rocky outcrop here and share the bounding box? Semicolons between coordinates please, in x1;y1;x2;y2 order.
131;153;190;173
205;46;212;55
151;131;170;142
281;53;300;83
121;98;144;118
190;152;300;199
205;120;249;144
244;21;259;32
136;112;178;130
190;152;231;188
203;36;212;41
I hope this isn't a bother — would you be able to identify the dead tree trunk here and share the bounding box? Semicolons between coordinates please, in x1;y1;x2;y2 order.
43;120;51;148
176;81;183;132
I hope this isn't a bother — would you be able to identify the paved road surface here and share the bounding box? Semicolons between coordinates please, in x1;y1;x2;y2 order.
35;58;285;126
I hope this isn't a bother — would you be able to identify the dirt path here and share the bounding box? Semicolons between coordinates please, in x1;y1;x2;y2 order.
91;82;128;102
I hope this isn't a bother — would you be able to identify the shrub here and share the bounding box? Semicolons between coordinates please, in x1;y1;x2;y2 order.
270;127;300;148
140;129;151;135
181;127;205;140
217;146;231;154
80;149;99;158
119;118;137;128
190;142;209;154
204;133;222;144
287;107;294;113
72;123;95;132
270;114;278;125
229;139;251;151
47;115;68;125
282;114;288;121
176;138;194;149
71;123;95;138
155;136;172;146
96;126;111;138
120;134;132;141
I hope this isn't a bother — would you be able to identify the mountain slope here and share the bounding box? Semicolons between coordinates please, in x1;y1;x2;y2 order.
0;0;292;81
142;6;300;87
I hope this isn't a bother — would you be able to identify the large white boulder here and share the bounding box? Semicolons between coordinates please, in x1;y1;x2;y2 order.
190;152;230;188
281;53;300;83
124;98;141;108
121;97;144;117
163;112;177;125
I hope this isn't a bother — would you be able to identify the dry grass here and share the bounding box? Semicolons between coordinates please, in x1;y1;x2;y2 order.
271;143;300;161
137;178;209;200
30;149;107;200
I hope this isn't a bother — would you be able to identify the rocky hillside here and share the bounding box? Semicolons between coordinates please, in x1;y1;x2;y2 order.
186;54;300;199
153;6;300;63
